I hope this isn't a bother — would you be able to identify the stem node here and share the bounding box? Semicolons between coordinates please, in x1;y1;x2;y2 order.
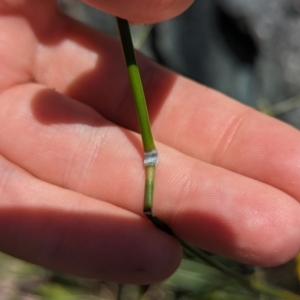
144;149;159;166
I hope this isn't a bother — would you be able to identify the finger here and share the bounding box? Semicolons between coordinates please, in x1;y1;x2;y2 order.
1;83;300;266
31;12;300;207
0;155;181;283
150;80;300;203
81;0;194;23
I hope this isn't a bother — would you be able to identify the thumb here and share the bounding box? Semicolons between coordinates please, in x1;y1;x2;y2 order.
81;0;194;24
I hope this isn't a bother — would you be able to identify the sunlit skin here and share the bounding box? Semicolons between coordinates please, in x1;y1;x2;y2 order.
1;0;300;284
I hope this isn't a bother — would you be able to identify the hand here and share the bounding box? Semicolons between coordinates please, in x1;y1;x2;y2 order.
0;0;300;284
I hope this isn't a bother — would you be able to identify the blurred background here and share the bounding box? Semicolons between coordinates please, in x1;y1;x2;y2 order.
2;0;300;299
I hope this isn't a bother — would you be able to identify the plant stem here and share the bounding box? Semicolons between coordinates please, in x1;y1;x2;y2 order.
116;17;155;152
117;17;157;217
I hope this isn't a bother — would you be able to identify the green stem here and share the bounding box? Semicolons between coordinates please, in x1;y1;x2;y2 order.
143;163;156;214
116;16;300;300
117;17;157;217
116;17;155;152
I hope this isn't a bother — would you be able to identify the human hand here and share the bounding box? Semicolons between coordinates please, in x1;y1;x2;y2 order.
1;0;300;284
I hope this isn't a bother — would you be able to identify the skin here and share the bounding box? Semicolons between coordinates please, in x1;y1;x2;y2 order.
1;0;300;284
82;0;194;23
